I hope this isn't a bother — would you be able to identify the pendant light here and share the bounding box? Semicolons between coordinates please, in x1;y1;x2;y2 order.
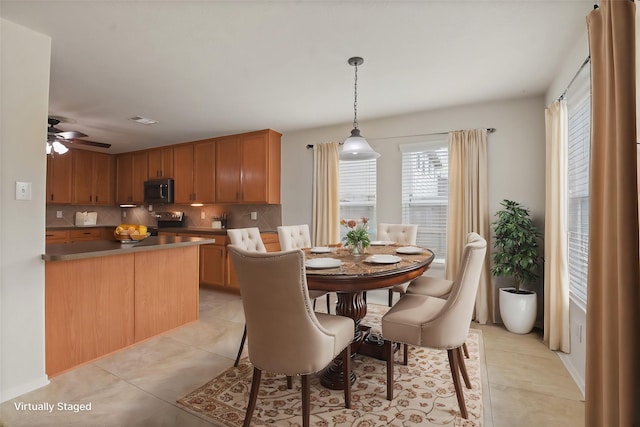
340;56;380;161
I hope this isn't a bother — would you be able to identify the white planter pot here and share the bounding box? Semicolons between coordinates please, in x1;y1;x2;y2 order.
499;287;537;334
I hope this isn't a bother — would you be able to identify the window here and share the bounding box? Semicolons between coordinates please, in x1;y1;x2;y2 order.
401;138;448;260
339;159;377;239
566;65;591;304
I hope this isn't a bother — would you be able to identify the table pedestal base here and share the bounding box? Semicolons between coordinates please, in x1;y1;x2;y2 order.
319;291;402;390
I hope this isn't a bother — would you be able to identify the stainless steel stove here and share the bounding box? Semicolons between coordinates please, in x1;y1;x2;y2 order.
156;211;187;229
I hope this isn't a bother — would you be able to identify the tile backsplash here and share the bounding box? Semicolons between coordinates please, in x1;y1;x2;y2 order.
46;204;282;231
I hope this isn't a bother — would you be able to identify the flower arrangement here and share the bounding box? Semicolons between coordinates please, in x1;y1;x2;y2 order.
340;217;371;255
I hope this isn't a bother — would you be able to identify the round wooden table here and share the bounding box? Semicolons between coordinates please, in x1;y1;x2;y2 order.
304;244;435;390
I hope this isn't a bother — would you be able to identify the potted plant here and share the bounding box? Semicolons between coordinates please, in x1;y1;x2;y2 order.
340;217;371;255
491;199;541;334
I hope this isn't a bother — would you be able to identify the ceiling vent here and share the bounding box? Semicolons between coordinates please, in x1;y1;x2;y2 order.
129;116;158;125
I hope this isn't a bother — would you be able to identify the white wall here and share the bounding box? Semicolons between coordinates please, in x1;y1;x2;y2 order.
281;95;547;317
544;28;590;397
0;19;51;402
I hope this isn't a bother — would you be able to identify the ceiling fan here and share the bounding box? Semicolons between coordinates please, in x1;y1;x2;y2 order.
47;117;111;154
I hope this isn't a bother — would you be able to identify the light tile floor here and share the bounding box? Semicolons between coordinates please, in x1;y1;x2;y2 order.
0;288;584;427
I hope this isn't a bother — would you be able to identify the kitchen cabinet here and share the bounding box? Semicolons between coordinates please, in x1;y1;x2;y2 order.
147;147;174;179
215;129;281;204
46;152;74;204
173;140;216;204
45;230;69;244
45;227;115;244
73;150;115;205
116;152;148;205
200;243;226;287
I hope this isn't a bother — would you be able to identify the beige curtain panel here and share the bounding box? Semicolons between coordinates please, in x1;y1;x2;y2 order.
312;142;341;246
543;100;570;353
446;129;492;324
585;1;640;426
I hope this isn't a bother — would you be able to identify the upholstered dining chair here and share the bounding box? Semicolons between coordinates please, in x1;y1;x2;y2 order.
277;224;332;314
227;228;267;367
228;246;354;427
376;223;419;306
381;232;487;419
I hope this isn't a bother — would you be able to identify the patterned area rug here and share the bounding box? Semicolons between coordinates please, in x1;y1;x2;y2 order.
177;304;483;427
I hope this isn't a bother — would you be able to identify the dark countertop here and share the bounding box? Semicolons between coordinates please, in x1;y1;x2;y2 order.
43;236;216;262
157;227;278;235
46;225;118;230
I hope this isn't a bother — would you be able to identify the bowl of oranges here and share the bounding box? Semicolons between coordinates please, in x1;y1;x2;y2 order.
114;224;150;243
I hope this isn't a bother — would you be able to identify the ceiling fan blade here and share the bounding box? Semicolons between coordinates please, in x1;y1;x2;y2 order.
57;130;88;139
67;139;112;149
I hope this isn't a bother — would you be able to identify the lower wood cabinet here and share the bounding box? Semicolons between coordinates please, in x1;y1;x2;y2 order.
46;227;114;244
164;231;280;292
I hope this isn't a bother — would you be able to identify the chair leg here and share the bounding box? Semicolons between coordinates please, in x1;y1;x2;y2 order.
403;343;409;366
342;345;352;408
287;376;293;389
388;289;393;307
463;342;469;358
326;293;331;314
456;347;472;389
447;349;468;419
301;375;310;427
243;367;262;427
234;324;247;367
385;340;395;400
363;291;367;303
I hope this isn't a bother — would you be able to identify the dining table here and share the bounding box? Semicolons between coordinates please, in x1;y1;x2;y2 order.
304;243;435;390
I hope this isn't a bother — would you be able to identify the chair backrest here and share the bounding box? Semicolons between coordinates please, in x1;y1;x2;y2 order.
421;232;487;349
377;223;418;245
277;224;312;250
228;246;343;374
227;227;266;252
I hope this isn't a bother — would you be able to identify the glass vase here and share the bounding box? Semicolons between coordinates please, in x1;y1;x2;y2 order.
350;241;365;256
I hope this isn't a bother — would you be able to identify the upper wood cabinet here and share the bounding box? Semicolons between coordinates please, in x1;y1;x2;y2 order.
46;153;74;204
72;151;115;205
173;140;216;204
147;147;174;179
116;152;148;205
215;129;281;204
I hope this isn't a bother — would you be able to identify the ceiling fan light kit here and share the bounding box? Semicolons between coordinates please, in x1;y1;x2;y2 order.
340;56;380;161
46;117;111;155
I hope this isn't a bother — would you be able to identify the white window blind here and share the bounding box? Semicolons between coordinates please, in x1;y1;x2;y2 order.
401;139;448;260
339;159;377;239
566;65;591;304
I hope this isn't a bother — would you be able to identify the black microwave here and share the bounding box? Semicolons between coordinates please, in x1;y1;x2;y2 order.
144;179;174;204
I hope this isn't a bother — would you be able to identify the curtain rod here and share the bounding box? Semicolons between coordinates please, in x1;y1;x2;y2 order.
306;128;496;149
557;56;591;101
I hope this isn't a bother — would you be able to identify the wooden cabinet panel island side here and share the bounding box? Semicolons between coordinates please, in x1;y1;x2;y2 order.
44;236;211;376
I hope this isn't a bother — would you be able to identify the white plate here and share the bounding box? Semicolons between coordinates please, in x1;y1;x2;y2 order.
370;240;395;246
365;254;402;264
396;246;423;255
310;247;332;253
305;258;342;269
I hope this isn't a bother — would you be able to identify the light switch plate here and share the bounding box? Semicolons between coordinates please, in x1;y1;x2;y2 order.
15;181;32;200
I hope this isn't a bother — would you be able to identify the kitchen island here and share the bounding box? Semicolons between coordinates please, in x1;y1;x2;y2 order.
43;236;215;376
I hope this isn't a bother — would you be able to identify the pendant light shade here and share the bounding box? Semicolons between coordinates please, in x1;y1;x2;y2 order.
340;57;380;161
341;128;380;160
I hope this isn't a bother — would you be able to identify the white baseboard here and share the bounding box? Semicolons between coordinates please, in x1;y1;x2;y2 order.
0;375;50;403
557;351;585;400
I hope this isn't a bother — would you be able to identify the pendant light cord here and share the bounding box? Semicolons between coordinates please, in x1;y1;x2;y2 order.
353;63;359;130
